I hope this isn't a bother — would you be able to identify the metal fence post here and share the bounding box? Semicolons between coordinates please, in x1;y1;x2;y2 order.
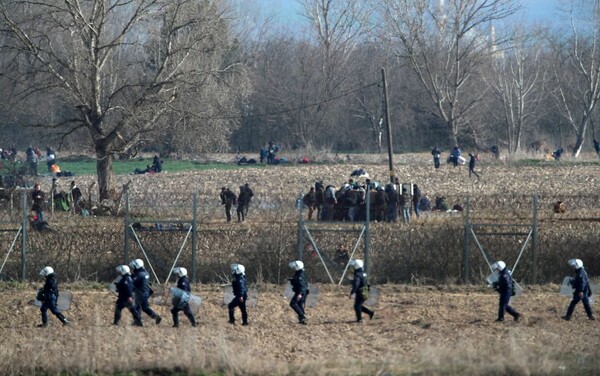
532;193;538;283
463;194;471;284
21;190;27;281
364;185;371;276
297;192;304;260
192;191;198;283
124;189;130;263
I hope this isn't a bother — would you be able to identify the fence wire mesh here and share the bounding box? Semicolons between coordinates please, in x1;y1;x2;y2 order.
0;183;599;284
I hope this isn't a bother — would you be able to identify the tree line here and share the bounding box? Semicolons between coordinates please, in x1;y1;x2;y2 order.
0;0;599;200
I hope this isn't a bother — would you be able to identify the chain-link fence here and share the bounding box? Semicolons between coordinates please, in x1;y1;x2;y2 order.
0;186;599;285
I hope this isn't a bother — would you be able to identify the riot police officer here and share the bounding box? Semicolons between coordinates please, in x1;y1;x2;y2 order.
129;259;162;325
492;261;521;322
113;265;142;326
349;259;374;323
228;263;248;325
171;267;198;327
288;260;308;325
562;259;595;321
37;266;69;327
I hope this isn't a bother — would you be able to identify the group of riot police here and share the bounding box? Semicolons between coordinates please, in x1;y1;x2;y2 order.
34;257;592;328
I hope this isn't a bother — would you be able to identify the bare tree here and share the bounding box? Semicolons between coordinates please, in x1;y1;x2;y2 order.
377;0;520;146
549;0;600;157
0;0;249;200
485;26;548;154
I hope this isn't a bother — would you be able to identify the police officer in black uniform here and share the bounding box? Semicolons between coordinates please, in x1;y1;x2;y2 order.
129;259;162;325
562;259;595;321
288;260;308;325
171;267;198;327
37;266;69;327
228;263;248;326
113;265;142;326
349;259;374;323
492;261;521;322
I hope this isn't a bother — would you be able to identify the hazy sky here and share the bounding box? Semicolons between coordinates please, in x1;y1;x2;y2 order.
250;0;564;26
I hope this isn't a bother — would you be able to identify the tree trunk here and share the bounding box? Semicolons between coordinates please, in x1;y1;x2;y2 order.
96;149;116;201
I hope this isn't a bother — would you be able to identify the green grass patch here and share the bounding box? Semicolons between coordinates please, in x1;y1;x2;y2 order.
1;159;266;178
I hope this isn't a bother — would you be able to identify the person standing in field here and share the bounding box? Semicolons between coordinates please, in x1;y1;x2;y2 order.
243;183;254;218
228;263;249;326
349;259;374;323
303;187;317;220
491;261;520;322
431;146;441;169
113;265;142;326
37;266;69;327
220;186;237;223
31;183;47;229
288;260;308;325
562;259;595;321
237;185;250;222
412;184;421;219
468;153;480;179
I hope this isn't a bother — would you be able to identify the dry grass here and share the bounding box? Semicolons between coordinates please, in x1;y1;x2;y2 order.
0;284;599;375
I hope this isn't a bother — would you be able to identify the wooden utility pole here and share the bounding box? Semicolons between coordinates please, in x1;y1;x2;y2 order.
382;68;395;183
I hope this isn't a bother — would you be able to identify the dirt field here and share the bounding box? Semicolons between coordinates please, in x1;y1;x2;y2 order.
0;284;598;375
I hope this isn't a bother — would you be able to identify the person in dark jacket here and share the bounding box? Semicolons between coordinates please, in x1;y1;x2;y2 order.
288;260;308;325
37;266;69;327
431;146;441;169
171;267;198;327
303;187;317;220
31;183;46;226
468;153;480;179
315;181;325;220
491;261;521;322
237;185;250;222
349;259;374;323
243;183;254;218
385;184;399;222
113;265;142;326
228;263;248;325
562;259;595;321
412;184;421;218
151;155;162;172
129;259;162;325
220;187;237;223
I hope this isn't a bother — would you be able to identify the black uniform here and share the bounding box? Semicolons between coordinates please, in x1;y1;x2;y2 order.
171;276;197;327
131;267;161;323
350;268;374;322
564;267;594;320
228;273;248;325
494;268;520;321
431;146;441;169
39;273;68;326
289;269;308;324
114;274;142;326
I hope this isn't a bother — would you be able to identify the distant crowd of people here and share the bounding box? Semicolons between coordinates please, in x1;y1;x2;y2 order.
299;173;457;224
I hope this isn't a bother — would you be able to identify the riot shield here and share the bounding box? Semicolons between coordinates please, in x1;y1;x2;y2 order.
33;291;73;311
486;271;499;287
560;276;574;296
169;287;203;315
283;282;320;308
561;276;598;303
364;286;380;306
222;286;258;308
108;276;122;295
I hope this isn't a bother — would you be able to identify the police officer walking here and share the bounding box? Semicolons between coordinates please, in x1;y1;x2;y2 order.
171;267;198;327
349;259;374;323
492;261;521;322
37;266;69;327
562;259;595;321
113;265;142;326
228;264;249;326
288;260;308;325
129;259;162;325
